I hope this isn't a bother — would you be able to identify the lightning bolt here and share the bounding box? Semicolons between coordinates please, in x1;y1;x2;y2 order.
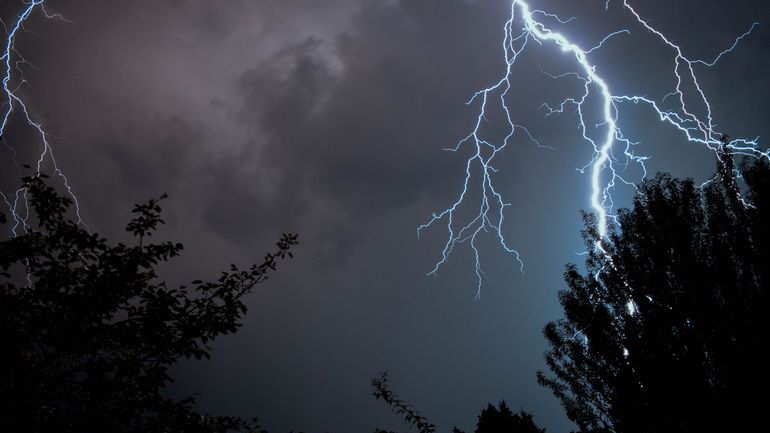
1;0;83;236
420;0;764;296
0;1;763;297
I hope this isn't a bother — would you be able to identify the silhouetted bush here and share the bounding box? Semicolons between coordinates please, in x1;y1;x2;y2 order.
0;173;298;433
472;402;544;433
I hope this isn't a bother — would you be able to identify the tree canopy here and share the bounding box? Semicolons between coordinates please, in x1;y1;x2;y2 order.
0;174;298;433
538;156;770;433
473;401;544;433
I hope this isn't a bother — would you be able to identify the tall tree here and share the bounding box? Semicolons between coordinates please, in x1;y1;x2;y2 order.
0;174;298;433
537;156;770;433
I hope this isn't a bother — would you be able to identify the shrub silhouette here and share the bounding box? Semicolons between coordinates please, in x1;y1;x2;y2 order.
472;402;544;433
0;173;298;433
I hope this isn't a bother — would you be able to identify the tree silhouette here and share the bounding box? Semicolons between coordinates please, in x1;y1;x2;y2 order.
0;173;298;433
537;156;769;433
372;373;545;433
473;402;544;433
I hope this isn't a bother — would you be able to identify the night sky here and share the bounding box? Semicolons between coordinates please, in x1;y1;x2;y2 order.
2;1;770;432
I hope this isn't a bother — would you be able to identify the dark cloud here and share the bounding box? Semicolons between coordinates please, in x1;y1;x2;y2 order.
219;0;513;263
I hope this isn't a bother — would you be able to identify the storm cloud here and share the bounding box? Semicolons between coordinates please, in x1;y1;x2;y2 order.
3;0;770;432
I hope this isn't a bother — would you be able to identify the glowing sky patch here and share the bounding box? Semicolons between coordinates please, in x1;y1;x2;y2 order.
420;0;763;296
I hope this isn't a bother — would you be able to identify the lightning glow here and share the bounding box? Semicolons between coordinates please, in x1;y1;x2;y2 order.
0;1;765;297
420;0;765;296
0;0;83;236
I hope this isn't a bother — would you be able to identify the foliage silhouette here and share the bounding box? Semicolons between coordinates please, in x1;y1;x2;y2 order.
372;372;436;433
472;402;544;433
372;373;545;433
0;173;298;433
538;154;770;433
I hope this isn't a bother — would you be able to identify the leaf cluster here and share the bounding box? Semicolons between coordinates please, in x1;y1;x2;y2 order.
0;174;297;433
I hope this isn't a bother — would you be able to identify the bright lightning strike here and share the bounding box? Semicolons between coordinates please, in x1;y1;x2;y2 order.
0;0;83;236
420;0;765;296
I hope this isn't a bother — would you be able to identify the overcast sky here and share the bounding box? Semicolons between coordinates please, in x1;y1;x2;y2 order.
2;0;770;432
